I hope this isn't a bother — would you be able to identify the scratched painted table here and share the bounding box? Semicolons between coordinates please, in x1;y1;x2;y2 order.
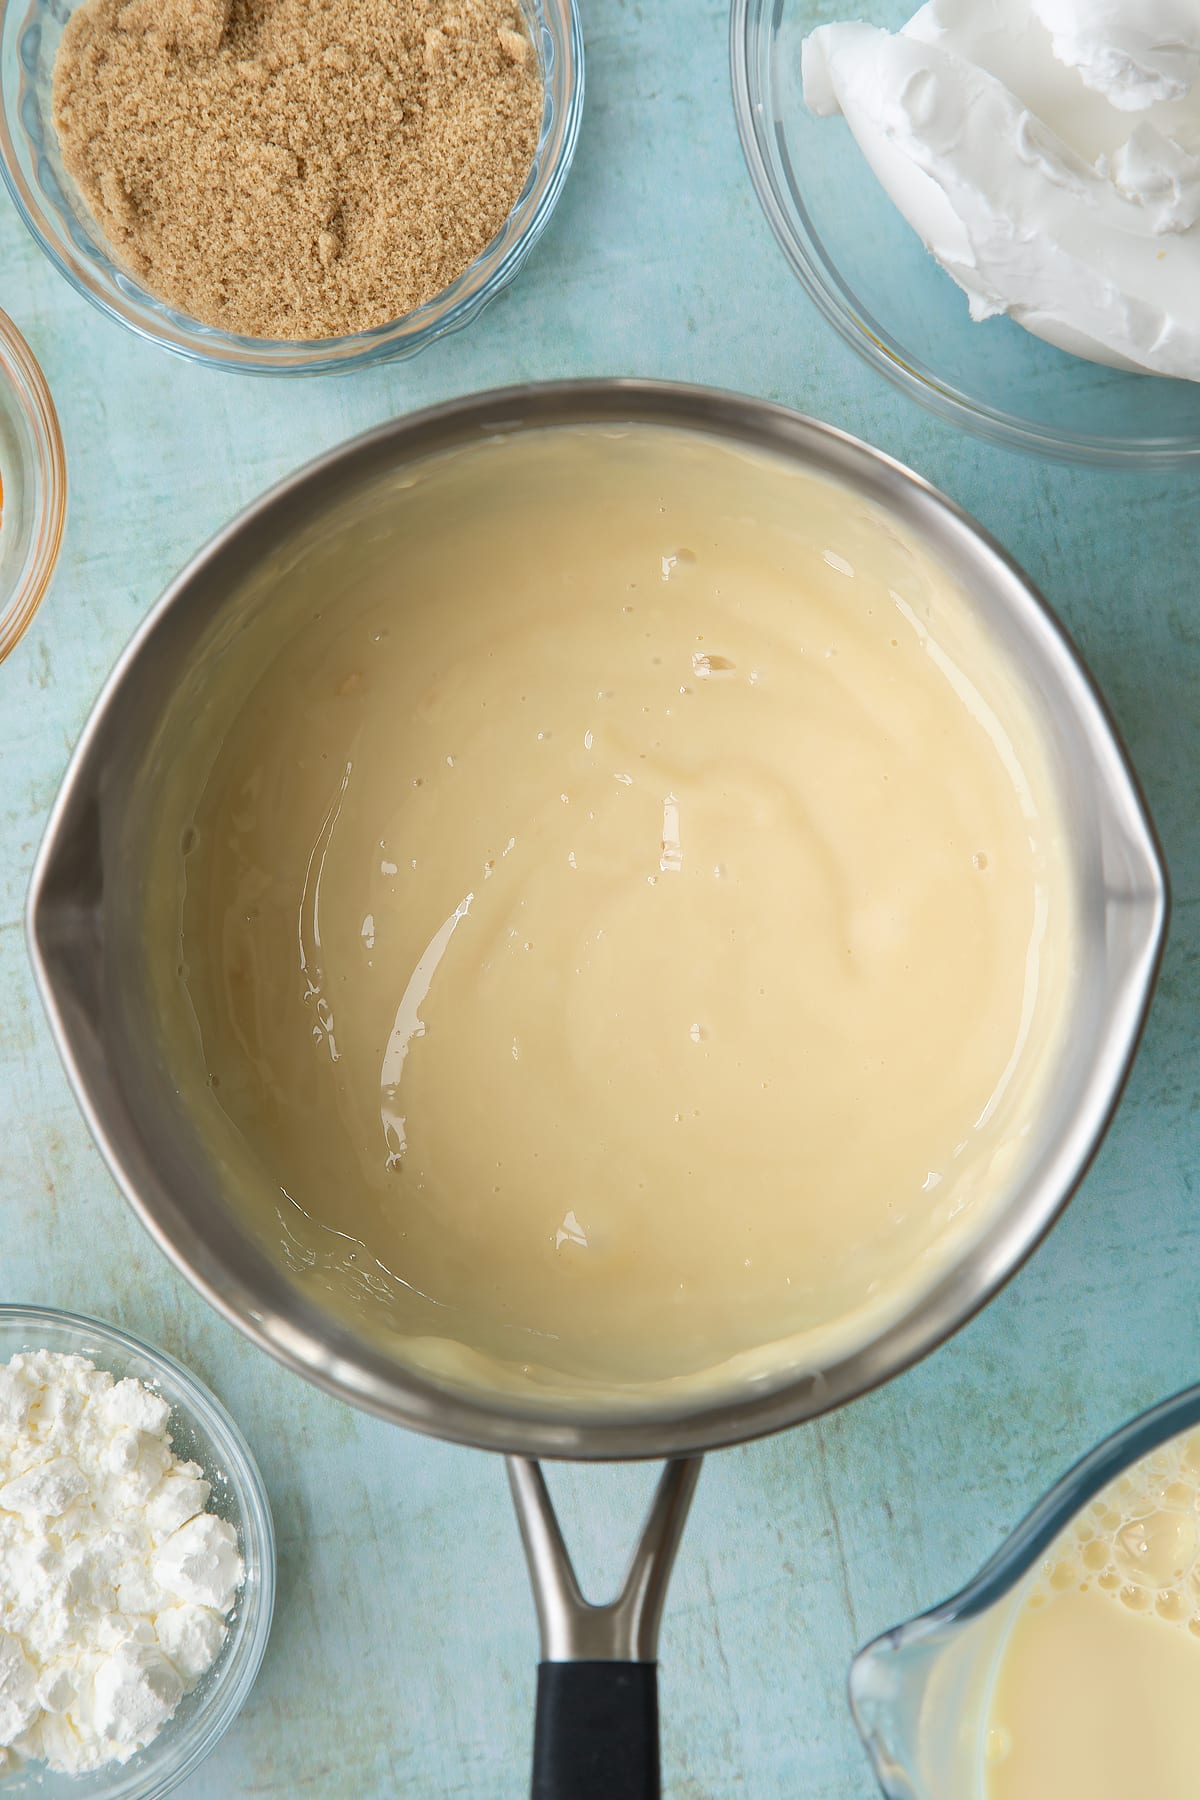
2;3;1198;1795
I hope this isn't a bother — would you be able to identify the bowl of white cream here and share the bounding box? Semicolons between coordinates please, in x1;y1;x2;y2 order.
732;0;1200;461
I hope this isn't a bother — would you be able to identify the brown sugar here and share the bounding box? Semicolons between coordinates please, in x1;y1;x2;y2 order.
51;0;543;340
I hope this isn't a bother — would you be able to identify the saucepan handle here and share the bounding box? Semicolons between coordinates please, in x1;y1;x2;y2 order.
532;1661;660;1799
507;1456;703;1800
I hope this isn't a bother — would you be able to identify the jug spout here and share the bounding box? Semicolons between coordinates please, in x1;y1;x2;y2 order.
851;1601;1015;1800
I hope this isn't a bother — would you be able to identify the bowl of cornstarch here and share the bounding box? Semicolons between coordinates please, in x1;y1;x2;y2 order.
0;0;584;374
0;1307;274;1797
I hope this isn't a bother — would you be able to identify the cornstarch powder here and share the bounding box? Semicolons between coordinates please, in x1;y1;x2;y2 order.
0;1351;244;1774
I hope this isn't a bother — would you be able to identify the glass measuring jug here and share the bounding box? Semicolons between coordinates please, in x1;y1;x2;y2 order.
852;1383;1200;1799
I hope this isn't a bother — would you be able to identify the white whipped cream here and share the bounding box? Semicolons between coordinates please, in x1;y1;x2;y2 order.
1032;0;1200;110
0;1350;245;1775
802;0;1200;379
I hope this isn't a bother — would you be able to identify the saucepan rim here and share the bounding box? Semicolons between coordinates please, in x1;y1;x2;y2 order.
25;378;1169;1460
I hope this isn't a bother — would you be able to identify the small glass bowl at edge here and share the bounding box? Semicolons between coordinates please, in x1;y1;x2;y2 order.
0;1305;275;1800
0;309;65;663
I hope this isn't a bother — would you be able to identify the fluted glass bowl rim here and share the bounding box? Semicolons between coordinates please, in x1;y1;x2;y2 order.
0;307;65;662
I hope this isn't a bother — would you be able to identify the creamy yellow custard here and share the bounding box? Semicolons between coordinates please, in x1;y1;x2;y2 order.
173;424;1074;1397
986;1432;1200;1799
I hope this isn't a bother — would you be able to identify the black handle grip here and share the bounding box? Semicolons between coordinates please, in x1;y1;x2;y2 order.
531;1660;660;1800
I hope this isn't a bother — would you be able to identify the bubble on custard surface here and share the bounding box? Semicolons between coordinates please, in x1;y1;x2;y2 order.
691;651;736;679
1119;1583;1151;1611
1115;1510;1197;1587
1157;1589;1190;1624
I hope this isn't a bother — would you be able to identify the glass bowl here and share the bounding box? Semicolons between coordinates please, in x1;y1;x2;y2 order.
0;1306;274;1799
0;310;64;662
0;0;583;375
850;1379;1200;1798
730;0;1200;465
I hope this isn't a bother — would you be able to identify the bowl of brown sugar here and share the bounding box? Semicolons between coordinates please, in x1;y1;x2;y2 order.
0;0;582;373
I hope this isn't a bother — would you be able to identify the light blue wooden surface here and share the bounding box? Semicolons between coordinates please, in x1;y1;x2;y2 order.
2;3;1198;1795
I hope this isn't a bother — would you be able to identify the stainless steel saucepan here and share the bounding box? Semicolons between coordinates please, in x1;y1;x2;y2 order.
27;382;1167;1797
